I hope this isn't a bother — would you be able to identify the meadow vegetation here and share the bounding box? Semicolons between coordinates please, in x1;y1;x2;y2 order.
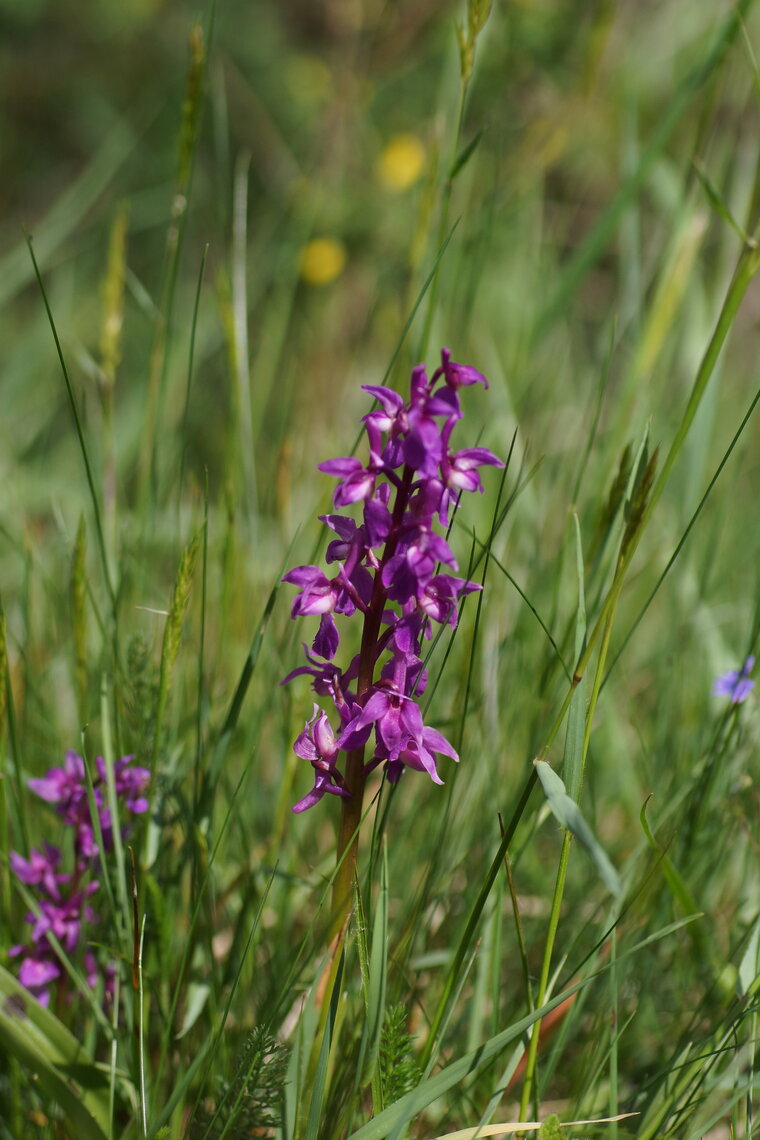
0;1;759;1137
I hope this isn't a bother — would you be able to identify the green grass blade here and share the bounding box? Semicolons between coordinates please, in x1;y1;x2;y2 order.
152;867;276;1138
563;514;587;803
737;917;760;998
99;678;131;955
366;839;389;1100
418;771;538;1070
0;964;120;1139
178;245;209;508
138;23;208;513
152;764;253;1100
27;237;116;615
303;974;339;1140
231;153;257;523
535;762;621;897
349;918;699;1140
192;476;210;814
151;530;200;765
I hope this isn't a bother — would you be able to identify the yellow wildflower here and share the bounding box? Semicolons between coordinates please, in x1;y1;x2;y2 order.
299;238;346;286
376;134;426;192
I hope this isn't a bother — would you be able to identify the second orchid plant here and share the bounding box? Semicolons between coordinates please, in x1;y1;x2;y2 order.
9;751;150;1007
282;349;502;925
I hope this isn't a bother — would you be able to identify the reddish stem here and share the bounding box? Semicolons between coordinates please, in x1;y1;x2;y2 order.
329;467;413;935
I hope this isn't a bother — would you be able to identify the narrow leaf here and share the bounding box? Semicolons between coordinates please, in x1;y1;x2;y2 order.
429;1113;638;1140
535;761;621;897
563;514;586;803
176;981;211;1039
450;130;483;181
693;160;749;242
366;840;389;1089
737;917;759;998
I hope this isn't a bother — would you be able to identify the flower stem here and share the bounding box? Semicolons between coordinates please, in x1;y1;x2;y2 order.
330;747;368;940
329;468;413;939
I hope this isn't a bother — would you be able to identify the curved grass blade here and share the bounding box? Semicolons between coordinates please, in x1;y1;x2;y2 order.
535;761;621;898
563;514;587;803
428;1114;637;1140
27;237;116;615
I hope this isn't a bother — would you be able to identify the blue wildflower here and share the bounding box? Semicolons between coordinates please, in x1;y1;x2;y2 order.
713;656;755;704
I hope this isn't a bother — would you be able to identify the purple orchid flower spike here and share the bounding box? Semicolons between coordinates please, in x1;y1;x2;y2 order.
10;752;150;1006
281;350;503;820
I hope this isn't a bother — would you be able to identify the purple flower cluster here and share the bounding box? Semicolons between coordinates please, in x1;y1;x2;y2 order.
282;349;502;813
9;752;149;1006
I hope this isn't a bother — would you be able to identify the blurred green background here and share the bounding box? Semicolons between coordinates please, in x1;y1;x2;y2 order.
3;0;759;860
3;0;759;885
3;0;758;702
